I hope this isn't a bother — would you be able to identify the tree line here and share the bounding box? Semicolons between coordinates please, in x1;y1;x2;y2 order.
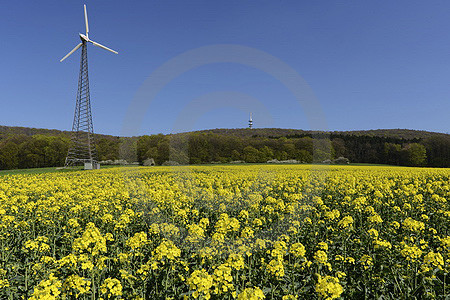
136;132;448;167
0;130;449;170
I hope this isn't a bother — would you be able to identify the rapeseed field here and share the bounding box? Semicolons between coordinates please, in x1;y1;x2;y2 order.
0;165;448;299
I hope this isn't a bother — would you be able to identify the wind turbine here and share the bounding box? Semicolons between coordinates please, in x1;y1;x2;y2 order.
60;5;118;62
60;5;118;169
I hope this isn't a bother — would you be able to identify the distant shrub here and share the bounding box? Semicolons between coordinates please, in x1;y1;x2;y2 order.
162;160;180;166
333;157;350;164
100;159;129;165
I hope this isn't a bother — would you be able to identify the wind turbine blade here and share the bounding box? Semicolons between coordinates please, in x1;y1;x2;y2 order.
60;43;83;62
84;4;89;37
90;40;118;54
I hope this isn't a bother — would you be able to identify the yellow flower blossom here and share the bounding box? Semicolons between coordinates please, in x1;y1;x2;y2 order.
338;216;354;229
315;274;343;300
29;273;62;300
290;242;306;258
100;278;123;298
237;287;265;300
126;231;148;250
403;217;425;232
63;275;91;297
187;269;213;299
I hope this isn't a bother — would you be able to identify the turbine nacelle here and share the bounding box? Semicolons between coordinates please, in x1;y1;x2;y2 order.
79;33;89;42
60;4;118;62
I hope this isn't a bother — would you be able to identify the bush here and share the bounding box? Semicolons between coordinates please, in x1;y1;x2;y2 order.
333;157;350;164
162;160;180;166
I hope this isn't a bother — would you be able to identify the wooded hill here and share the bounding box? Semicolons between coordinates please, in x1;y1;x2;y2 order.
191;128;450;140
0;125;449;169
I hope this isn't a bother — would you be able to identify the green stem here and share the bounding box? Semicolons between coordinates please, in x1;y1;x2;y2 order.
91;272;95;300
392;267;402;296
444;272;446;298
415;265;418;293
25;266;28;292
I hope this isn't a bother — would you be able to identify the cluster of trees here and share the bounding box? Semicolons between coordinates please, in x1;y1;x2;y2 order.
0;128;449;170
136;134;339;165
0;135;69;169
0;134;124;170
322;133;449;167
136;132;447;167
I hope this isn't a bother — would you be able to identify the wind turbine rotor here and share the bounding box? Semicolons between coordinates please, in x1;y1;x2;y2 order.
60;43;83;62
59;4;118;62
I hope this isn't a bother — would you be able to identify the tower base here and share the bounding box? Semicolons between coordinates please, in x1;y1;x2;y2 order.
84;162;100;170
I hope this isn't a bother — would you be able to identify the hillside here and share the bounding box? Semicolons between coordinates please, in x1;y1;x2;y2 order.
0;125;71;137
0;125;116;140
189;128;450;140
1;125;449;141
0;125;449;169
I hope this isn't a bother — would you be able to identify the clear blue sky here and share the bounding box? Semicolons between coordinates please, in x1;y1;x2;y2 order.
1;1;449;135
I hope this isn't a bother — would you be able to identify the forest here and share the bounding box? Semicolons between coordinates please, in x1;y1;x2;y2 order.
0;126;449;170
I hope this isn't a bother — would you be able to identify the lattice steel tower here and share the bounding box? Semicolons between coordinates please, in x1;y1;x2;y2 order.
65;42;97;168
60;5;118;169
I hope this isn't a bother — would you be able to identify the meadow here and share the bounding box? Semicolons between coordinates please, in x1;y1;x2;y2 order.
0;164;448;299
